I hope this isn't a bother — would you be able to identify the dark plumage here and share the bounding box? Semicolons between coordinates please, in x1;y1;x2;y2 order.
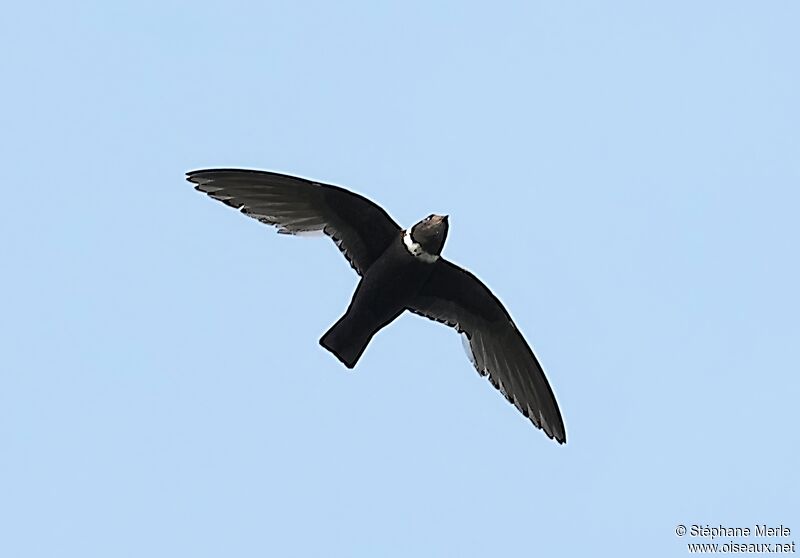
187;168;566;443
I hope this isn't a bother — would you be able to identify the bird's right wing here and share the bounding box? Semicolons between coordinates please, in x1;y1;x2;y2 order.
407;259;566;443
187;169;402;276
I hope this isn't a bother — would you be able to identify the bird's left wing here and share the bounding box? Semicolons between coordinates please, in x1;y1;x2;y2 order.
407;259;566;443
187;169;401;275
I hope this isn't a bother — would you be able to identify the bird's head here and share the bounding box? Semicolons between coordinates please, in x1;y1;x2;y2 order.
409;214;449;257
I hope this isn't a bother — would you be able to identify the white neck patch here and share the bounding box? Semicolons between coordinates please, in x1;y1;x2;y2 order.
403;229;439;263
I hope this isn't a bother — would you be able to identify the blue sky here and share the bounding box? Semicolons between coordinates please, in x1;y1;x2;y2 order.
1;1;798;556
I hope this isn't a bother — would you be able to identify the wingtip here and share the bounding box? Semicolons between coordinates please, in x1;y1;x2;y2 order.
185;170;202;186
186;170;222;191
540;421;567;445
550;421;567;445
186;169;212;185
542;427;566;445
550;424;567;445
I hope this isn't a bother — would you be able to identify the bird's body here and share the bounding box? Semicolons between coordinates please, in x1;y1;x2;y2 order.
187;168;567;443
321;231;435;368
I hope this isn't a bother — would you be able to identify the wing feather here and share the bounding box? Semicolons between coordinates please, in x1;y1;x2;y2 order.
408;259;566;443
187;169;401;275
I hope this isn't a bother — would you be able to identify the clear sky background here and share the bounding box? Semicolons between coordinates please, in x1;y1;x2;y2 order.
1;1;798;556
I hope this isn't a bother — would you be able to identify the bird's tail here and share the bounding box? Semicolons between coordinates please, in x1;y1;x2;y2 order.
319;314;372;369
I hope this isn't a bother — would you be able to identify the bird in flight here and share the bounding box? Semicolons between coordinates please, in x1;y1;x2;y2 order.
187;169;566;443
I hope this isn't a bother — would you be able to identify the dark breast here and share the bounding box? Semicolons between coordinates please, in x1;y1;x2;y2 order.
357;234;436;310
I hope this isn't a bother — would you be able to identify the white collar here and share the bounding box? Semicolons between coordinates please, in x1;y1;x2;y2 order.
403;229;439;263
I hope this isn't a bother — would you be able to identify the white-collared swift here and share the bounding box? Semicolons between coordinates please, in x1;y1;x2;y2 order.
187;168;566;443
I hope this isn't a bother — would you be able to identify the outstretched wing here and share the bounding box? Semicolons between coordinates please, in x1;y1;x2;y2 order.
408;259;566;443
187;169;401;275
